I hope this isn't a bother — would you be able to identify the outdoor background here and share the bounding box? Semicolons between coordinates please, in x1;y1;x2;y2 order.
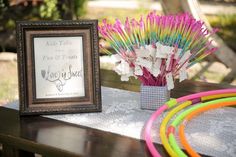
0;0;236;105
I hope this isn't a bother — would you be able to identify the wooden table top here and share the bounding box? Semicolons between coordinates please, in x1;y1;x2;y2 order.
0;80;234;157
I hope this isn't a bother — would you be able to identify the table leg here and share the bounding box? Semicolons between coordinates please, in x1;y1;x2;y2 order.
2;144;35;157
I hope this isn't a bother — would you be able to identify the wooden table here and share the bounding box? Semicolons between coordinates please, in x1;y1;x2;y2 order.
0;81;234;157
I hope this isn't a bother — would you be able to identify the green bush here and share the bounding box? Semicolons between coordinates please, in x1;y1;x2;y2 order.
0;0;87;51
207;14;236;52
39;0;60;20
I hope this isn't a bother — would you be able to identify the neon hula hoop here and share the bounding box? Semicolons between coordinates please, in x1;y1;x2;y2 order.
160;101;192;157
166;97;236;157
160;95;236;157
144;88;236;157
178;100;236;157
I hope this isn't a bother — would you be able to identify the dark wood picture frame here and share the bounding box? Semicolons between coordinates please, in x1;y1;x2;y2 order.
16;20;101;116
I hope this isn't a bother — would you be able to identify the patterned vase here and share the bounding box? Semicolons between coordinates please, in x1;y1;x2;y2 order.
140;85;170;110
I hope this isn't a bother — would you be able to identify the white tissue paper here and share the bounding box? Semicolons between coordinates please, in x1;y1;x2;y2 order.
135;46;150;58
114;59;133;75
151;58;162;77
112;54;122;62
165;54;173;71
162;45;173;55
114;58;135;81
112;42;190;87
146;45;156;57
120;72;133;81
179;69;188;82
134;65;143;76
156;42;175;59
166;72;174;90
135;57;153;70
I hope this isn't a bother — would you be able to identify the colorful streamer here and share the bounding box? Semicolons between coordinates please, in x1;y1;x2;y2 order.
99;11;218;89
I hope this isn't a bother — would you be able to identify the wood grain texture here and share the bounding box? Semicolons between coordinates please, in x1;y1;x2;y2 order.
0;80;227;157
2;144;34;157
0;106;211;157
0;107;155;157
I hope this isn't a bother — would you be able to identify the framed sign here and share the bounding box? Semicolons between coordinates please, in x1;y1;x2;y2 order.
16;20;101;115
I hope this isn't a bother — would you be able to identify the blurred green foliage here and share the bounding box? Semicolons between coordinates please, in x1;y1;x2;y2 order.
0;0;87;28
0;0;87;51
39;0;60;20
74;0;87;19
207;14;236;52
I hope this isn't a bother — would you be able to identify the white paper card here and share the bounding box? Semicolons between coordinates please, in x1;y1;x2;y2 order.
112;54;122;62
179;61;188;82
134;65;143;76
136;57;152;70
34;37;85;99
166;73;174;90
156;42;171;58
135;47;149;57
114;60;130;75
156;51;168;59
165;55;172;71
146;45;156;57
121;68;133;81
152;59;161;77
179;69;188;82
121;75;130;81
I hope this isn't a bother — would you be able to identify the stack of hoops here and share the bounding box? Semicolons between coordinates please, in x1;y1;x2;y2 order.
144;88;236;157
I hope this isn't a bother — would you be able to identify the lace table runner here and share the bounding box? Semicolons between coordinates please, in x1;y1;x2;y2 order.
6;87;236;157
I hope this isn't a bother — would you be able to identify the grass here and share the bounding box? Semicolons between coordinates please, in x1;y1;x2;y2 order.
0;61;18;105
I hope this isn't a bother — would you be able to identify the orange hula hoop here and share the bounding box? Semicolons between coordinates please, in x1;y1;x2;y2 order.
179;101;236;157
